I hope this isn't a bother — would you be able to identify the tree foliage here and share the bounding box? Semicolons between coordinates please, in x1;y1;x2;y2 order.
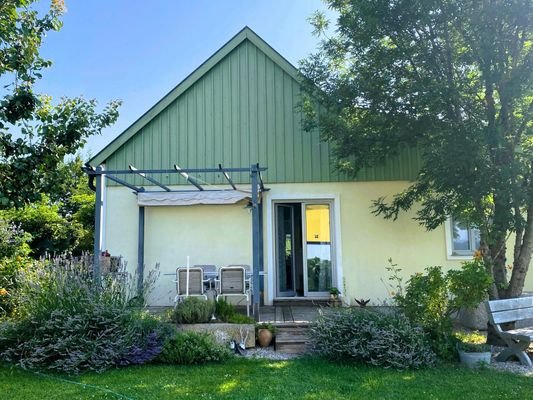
0;0;120;208
302;0;533;298
0;156;95;257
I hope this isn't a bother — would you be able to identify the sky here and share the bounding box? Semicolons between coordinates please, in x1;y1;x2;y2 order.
34;0;333;158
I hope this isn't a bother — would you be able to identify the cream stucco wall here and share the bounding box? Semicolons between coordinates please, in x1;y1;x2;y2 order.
104;182;533;307
104;186;252;306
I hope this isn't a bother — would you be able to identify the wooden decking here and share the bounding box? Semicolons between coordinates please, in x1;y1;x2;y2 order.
258;305;322;324
258;305;324;354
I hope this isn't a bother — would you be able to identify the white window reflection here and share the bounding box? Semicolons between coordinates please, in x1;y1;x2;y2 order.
451;218;480;255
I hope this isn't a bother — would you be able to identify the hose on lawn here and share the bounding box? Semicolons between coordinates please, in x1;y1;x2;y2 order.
31;370;135;400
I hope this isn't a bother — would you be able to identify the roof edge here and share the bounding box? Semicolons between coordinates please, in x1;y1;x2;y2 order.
89;26;300;166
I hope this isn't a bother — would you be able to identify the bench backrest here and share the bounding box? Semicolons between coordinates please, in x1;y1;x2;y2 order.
485;296;533;325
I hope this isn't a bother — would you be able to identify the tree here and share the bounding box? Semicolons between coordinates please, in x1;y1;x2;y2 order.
301;0;533;299
0;155;95;257
0;0;120;208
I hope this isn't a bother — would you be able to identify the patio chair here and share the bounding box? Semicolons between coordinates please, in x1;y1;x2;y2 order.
225;264;252;290
194;264;217;291
216;266;251;316
174;267;208;303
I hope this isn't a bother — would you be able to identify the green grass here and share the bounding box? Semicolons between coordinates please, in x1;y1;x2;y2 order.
1;358;532;400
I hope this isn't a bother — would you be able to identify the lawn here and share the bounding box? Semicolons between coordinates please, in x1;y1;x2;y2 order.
1;358;532;400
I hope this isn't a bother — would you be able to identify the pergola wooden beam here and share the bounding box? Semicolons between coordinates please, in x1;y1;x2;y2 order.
174;164;204;191
219;164;237;190
129;165;171;191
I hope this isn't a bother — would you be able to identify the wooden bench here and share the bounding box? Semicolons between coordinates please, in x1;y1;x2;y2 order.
485;297;533;367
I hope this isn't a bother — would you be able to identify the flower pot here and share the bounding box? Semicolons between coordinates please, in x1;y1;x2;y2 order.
458;350;492;368
257;328;273;347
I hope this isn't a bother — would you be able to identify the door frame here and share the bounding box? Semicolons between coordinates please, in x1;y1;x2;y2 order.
265;192;343;305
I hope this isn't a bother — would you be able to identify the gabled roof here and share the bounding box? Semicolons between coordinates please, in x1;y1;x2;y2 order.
90;26;300;166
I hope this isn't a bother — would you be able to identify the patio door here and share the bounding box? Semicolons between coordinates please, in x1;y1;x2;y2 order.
275;201;333;298
275;204;300;297
304;204;333;295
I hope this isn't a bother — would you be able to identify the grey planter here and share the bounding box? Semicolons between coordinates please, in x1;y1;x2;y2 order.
458;350;492;368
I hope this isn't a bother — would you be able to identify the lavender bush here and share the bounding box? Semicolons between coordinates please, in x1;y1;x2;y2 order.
310;308;436;369
0;258;171;373
157;331;232;365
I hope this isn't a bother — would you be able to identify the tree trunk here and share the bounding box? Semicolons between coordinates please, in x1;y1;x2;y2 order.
491;236;508;299
481;239;499;300
506;204;533;298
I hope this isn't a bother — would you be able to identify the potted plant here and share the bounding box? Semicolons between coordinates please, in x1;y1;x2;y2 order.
457;341;492;368
329;287;341;300
256;323;278;347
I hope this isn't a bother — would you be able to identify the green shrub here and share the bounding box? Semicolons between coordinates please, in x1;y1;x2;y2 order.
310;308;436;369
157;331;232;365
394;266;456;359
456;341;492;353
2;198;81;257
391;259;492;360
0;218;32;318
172;297;215;324
215;298;235;321
0;259;168;373
0;255;33;318
227;313;255;324
213;298;253;323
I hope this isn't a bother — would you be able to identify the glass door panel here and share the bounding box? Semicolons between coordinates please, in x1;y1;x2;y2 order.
276;204;296;296
305;204;332;293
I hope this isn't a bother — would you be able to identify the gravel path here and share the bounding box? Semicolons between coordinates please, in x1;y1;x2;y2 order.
240;346;533;376
240;346;300;360
488;348;533;377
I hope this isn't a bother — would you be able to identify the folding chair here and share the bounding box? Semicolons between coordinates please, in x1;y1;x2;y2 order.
216;266;251;316
174;267;208;303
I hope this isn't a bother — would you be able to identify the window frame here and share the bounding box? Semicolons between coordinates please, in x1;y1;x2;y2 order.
444;217;480;260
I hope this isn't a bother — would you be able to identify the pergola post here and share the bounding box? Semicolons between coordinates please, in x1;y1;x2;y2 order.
137;206;145;297
251;164;261;317
93;166;103;287
259;196;264;293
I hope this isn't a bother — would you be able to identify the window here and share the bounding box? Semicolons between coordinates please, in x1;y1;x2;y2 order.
448;217;480;257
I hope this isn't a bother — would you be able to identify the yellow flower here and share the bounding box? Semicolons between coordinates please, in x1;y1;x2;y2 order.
0;288;8;296
473;250;483;260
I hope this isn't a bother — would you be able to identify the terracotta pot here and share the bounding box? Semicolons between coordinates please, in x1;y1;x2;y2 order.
257;328;273;347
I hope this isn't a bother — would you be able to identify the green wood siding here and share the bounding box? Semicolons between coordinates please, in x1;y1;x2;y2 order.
104;38;421;186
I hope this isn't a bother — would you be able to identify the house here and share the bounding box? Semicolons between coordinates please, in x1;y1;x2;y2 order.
88;27;533;309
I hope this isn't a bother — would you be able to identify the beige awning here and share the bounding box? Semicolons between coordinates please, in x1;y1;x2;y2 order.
137;190;251;206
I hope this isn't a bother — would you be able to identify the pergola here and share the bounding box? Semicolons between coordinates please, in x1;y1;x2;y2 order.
83;163;268;316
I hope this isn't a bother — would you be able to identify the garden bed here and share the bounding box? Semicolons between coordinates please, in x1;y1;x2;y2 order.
177;323;255;348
